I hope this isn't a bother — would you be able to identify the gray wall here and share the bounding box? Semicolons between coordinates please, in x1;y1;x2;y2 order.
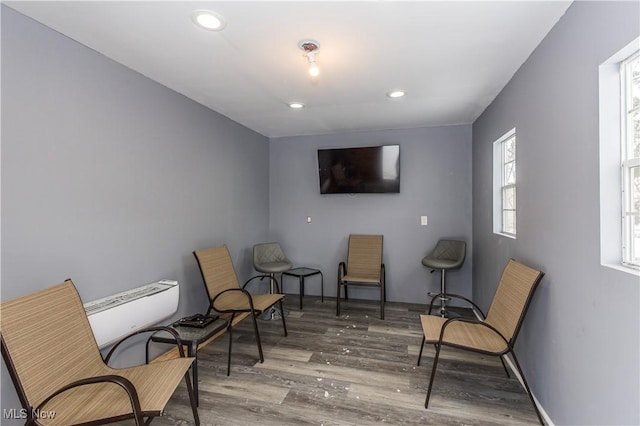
1;6;270;416
4;2;637;424
472;2;639;425
269;126;472;305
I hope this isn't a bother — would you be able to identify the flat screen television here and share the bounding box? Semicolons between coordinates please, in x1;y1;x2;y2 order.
317;145;400;194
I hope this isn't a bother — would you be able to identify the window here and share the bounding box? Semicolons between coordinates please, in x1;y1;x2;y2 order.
493;128;516;238
622;51;640;268
599;37;640;274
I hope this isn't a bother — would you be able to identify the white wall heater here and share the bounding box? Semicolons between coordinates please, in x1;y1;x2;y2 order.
83;280;179;349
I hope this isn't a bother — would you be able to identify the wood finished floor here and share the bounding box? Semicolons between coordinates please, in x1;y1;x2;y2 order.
148;296;540;425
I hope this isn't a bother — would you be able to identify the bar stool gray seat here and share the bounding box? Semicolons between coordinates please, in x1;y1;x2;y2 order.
421;239;466;317
253;242;293;319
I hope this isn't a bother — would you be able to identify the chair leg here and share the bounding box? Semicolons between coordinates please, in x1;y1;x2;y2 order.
510;351;544;425
499;354;511;378
183;371;200;425
380;282;385;320
425;342;442;409
278;300;288;336
417;335;426;366
336;282;342;317
251;313;265;363
439;269;447;317
226;323;233;376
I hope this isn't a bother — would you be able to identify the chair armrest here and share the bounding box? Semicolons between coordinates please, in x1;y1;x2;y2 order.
214;287;252;298
35;375;145;425
338;262;346;279
243;275;282;294
438;317;510;350
212;288;257;314
104;326;186;364
428;292;486;319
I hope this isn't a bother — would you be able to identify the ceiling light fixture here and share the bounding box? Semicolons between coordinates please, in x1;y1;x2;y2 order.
386;90;406;98
191;10;226;31
288;102;305;109
298;40;321;78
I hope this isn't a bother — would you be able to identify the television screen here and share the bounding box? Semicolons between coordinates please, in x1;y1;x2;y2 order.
317;145;400;194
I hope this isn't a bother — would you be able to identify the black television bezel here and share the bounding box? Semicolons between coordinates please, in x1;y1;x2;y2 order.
317;144;400;194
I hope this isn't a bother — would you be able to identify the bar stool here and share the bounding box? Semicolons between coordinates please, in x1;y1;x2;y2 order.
253;242;292;320
421;239;466;317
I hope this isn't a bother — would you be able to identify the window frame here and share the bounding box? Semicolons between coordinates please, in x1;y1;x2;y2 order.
621;50;640;269
493;128;517;239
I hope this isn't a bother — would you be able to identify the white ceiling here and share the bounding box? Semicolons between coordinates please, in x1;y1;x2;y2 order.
6;1;572;138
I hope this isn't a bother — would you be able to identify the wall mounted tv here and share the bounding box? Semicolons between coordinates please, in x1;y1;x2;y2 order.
317;145;400;194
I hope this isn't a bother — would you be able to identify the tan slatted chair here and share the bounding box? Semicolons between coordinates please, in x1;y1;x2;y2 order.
193;245;287;373
0;280;199;426
417;259;545;424
336;234;385;319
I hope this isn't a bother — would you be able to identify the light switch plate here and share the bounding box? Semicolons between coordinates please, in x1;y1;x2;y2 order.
420;216;428;226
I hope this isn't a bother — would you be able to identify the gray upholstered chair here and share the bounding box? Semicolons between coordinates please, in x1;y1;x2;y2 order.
253;242;293;319
421;239;466;317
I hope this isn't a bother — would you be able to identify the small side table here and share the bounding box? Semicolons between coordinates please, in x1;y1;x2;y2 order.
282;267;323;310
146;316;229;405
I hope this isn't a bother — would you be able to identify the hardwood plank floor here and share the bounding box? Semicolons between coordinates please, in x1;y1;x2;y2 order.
147;296;540;425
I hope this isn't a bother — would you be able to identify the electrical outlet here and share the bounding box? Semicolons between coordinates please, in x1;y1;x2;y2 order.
306;216;312;224
420;216;428;226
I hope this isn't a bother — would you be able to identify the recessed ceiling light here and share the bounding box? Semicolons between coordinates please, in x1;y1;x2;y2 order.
386;90;406;98
288;102;305;109
191;10;226;31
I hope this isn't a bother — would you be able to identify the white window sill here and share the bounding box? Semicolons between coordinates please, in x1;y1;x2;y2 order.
494;232;516;240
602;263;640;277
